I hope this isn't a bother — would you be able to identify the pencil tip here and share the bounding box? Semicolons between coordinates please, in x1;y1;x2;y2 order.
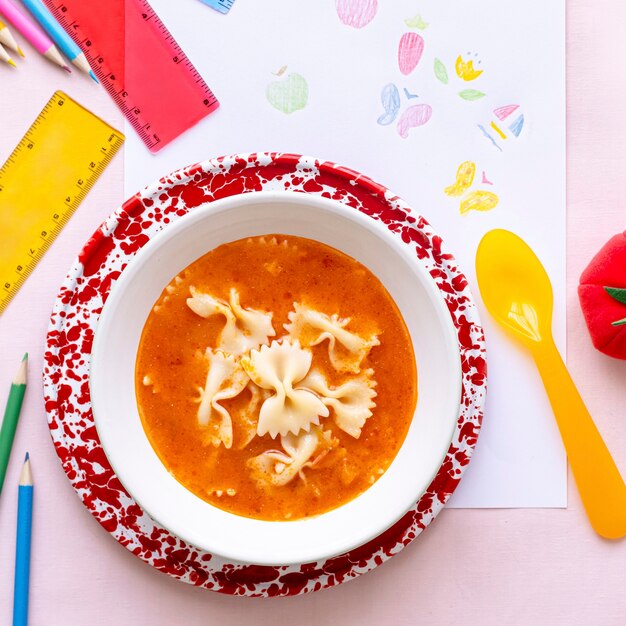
64;65;72;73
89;70;99;84
8;59;16;68
19;453;33;485
18;47;25;58
14;354;28;384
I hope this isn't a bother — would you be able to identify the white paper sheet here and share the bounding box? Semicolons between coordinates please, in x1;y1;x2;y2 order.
124;0;566;507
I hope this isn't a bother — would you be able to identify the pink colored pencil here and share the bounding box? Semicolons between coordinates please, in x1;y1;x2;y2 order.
0;0;69;70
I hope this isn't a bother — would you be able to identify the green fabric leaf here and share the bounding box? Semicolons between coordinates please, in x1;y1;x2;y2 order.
605;286;626;304
434;59;448;84
459;89;486;101
612;317;626;326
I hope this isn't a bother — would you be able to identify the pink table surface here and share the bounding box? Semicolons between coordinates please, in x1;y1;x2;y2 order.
1;1;625;624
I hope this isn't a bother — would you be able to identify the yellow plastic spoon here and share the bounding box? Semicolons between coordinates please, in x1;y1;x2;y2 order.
476;229;626;539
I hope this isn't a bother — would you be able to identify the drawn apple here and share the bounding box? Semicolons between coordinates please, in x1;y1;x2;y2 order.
336;0;378;29
266;73;309;114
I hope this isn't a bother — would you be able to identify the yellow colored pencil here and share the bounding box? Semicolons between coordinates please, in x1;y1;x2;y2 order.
0;42;16;67
0;18;23;57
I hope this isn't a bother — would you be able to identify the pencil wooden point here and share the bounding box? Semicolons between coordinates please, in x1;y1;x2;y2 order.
19;454;32;486
13;355;27;386
0;41;14;66
71;51;92;76
43;45;70;70
0;20;21;55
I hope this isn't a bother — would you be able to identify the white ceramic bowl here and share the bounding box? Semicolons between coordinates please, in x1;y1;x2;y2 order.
90;190;462;566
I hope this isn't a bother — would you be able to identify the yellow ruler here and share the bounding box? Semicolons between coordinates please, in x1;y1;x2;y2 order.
0;91;124;315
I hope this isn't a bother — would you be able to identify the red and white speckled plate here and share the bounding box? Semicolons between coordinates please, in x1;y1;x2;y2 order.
43;153;486;597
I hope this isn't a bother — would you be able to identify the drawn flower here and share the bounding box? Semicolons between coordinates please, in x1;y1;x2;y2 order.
434;53;486;101
455;55;483;81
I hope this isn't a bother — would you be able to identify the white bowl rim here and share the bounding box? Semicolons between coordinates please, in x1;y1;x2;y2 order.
90;189;462;566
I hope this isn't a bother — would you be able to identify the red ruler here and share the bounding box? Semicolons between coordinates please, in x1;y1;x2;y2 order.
44;0;219;152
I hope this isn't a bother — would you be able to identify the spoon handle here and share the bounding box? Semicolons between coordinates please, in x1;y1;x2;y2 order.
533;339;626;539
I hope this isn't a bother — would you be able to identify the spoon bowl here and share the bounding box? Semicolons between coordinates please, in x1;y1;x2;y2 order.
476;229;553;348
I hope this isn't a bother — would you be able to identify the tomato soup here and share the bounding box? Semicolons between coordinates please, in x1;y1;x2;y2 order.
135;235;417;521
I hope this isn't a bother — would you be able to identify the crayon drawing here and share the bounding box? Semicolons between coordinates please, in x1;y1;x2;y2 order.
335;0;378;29
377;83;401;125
433;53;486;100
397;104;432;138
479;105;525;150
404;13;429;30
377;83;432;138
445;161;499;214
398;32;425;75
267;73;309;114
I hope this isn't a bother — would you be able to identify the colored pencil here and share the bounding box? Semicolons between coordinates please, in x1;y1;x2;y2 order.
13;453;33;626
0;0;69;71
22;0;98;82
0;354;27;495
0;40;16;67
0;17;23;56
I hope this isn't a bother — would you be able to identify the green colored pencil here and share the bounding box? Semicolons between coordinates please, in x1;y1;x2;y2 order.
0;354;28;495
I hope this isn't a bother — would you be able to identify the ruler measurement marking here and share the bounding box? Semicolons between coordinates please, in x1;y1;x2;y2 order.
0;92;124;315
45;0;218;152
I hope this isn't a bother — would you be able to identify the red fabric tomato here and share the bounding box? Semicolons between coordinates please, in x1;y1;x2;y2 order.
578;231;626;359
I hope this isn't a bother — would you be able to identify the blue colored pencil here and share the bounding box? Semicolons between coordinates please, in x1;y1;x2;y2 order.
13;453;33;626
21;0;98;82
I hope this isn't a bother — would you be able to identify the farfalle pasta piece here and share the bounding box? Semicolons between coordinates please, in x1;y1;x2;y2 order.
248;427;334;487
284;303;380;373
196;349;249;448
186;287;275;355
234;382;271;450
300;369;377;438
240;339;329;438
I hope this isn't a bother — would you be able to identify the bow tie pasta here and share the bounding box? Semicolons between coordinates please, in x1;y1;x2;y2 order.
284;303;380;373
248;427;335;487
187;287;275;355
300;369;377;439
195;349;248;448
241;339;329;438
136;234;416;521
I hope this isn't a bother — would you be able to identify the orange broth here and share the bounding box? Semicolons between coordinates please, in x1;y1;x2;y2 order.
135;235;417;521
